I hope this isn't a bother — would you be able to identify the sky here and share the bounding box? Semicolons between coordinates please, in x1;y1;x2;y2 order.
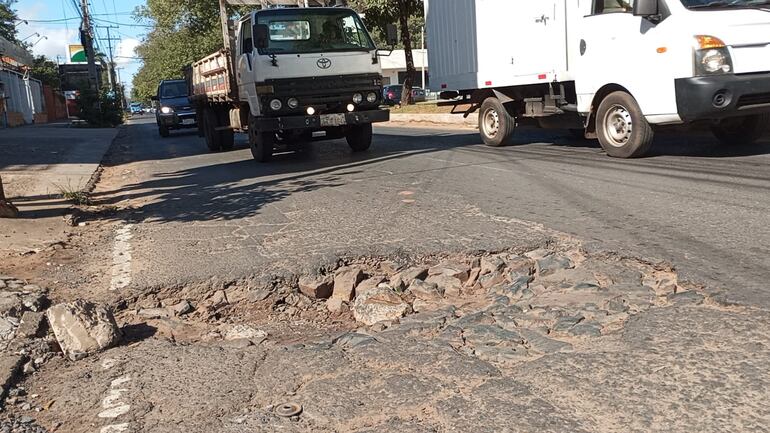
13;0;148;92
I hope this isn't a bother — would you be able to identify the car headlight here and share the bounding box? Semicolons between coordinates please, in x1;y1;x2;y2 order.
366;92;377;103
270;99;282;111
694;35;733;76
160;106;173;114
352;93;363;104
287;97;299;109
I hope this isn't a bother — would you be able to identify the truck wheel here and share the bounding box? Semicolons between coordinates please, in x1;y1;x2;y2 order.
204;107;222;152
596;91;654;158
159;124;170;138
346;124;373;152
249;115;274;162
711;114;770;146
479;97;516;147
218;109;234;151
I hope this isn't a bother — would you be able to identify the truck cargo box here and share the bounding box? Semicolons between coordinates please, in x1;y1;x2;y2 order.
426;0;569;92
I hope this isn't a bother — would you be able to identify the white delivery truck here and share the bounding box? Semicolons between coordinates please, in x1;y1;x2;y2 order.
189;0;393;162
426;0;770;158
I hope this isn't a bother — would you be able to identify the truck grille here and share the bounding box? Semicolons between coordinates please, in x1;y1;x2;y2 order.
737;92;770;109
265;74;381;97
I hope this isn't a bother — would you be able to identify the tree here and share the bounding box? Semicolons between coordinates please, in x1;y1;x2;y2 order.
0;0;19;43
131;0;224;101
0;176;19;218
30;56;61;88
349;0;424;105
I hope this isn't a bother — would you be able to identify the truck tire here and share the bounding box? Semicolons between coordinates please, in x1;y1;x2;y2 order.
711;114;770;146
204;107;222;152
596;91;654;158
218;109;234;151
159;124;170;138
249;115;274;162
479;97;516;147
346;124;373;152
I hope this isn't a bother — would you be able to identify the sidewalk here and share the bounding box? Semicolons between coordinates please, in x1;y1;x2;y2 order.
0;122;117;252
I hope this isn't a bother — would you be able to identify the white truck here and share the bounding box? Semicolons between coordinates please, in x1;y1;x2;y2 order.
426;0;770;158
189;0;392;162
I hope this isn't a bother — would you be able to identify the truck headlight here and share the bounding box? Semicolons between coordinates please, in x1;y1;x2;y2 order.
270;99;282;111
694;35;733;76
161;106;173;114
352;93;363;104
287;98;299;109
366;92;377;103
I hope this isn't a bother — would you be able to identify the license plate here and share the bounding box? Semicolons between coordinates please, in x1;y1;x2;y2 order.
182;118;195;125
320;113;347;127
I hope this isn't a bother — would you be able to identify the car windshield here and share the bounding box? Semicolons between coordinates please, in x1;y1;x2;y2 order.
681;0;770;9
257;9;375;55
160;82;188;99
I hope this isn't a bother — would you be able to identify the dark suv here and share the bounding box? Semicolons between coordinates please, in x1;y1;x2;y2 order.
153;80;196;137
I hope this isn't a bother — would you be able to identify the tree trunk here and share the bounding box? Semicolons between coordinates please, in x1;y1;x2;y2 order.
398;0;416;106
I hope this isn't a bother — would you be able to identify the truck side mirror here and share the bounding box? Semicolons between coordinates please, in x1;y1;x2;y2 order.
633;0;659;17
386;24;398;46
255;24;269;49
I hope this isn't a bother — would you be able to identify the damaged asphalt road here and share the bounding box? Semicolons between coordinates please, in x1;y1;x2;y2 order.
1;117;770;432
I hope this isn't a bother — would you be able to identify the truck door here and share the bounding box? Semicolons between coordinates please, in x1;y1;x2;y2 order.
237;16;255;103
506;0;567;78
574;0;676;116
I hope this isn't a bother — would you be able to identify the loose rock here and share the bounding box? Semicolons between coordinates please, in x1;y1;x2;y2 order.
332;267;365;301
298;275;334;299
46;300;122;361
480;256;506;275
356;276;387;296
408;280;443;301
16;312;45;339
353;287;411;326
426;275;463;297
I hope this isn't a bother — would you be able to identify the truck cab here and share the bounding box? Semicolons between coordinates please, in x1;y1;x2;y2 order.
427;0;770;158
190;4;390;162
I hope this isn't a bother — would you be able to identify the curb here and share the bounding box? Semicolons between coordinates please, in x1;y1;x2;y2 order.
389;113;478;128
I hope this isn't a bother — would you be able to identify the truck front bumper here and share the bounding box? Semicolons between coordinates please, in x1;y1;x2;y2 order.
159;112;197;129
256;109;390;132
675;73;770;122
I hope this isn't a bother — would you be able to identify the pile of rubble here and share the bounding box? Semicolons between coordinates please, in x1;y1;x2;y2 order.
2;275;123;430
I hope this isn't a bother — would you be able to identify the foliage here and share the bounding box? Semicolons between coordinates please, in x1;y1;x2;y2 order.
0;0;18;42
131;0;225;101
30;56;61;88
349;0;424;104
76;88;124;128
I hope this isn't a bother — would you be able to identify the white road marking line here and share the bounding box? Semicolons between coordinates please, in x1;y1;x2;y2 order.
100;423;129;433
110;224;134;291
99;375;132;430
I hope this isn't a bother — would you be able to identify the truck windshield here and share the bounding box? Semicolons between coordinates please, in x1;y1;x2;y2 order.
160;82;188;99
256;9;375;55
681;0;770;10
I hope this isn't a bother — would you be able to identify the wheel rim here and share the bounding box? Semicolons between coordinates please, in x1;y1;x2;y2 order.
482;108;500;139
603;104;633;148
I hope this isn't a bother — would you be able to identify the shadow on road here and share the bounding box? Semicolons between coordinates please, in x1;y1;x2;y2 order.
90;121;481;224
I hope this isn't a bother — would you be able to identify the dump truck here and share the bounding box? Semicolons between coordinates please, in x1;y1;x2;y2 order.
189;0;392;161
426;0;770;158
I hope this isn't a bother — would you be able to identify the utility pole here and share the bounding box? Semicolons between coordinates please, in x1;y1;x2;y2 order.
96;25;120;93
80;0;99;93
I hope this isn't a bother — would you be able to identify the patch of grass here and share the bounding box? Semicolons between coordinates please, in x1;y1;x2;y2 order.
55;184;92;206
